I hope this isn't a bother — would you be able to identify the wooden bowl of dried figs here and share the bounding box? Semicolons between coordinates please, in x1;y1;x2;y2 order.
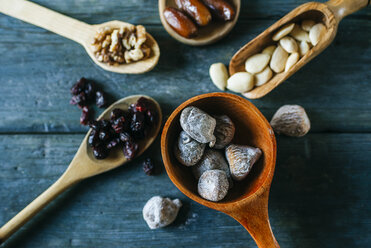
161;93;280;247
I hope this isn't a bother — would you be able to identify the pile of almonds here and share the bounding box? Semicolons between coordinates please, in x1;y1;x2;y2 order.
209;20;327;93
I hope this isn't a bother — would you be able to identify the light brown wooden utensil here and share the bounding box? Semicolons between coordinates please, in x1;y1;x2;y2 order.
161;93;279;247
158;0;240;46
229;0;370;99
0;0;160;74
0;95;162;244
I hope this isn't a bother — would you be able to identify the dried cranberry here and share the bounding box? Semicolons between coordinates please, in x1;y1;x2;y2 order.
100;120;111;130
96;91;107;108
70;77;87;95
110;108;126;120
123;140;138;160
130;112;145;132
112;116;129;133
88;129;100;147
70;92;87;108
119;132;132;143
93;145;109;159
80;106;93;125
89;120;100;130
84;81;96;100
142;158;155;176
146;109;157;125
98;130;110;141
106;137;121;149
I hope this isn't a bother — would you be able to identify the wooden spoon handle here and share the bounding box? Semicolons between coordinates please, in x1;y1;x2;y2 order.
0;170;80;244
229;190;279;248
326;0;369;21
0;0;93;44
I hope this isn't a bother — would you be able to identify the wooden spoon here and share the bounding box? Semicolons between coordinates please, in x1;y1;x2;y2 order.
0;95;162;244
158;0;240;46
161;93;279;247
229;0;370;99
0;0;160;74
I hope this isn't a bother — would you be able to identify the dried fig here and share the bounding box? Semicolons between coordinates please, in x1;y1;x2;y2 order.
213;115;235;149
270;105;310;137
174;131;206;166
225;144;262;181
180;106;216;147
198;170;229;202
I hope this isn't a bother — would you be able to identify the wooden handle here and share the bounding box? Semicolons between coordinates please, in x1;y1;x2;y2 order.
0;169;80;244
326;0;369;21
0;0;93;44
229;190;279;248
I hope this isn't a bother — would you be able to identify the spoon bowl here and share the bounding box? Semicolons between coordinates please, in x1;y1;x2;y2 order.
161;93;279;247
229;0;369;99
158;0;240;46
0;95;162;244
0;0;160;74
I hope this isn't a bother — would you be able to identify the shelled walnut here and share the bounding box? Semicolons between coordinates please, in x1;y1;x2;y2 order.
91;25;151;65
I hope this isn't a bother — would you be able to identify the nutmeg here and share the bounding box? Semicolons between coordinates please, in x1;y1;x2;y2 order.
270;105;311;137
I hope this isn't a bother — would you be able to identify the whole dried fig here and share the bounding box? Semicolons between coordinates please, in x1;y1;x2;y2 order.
174;131;206;166
180;106;216;147
270;105;310;137
213;115;235;149
225;144;262;181
198;170;229;202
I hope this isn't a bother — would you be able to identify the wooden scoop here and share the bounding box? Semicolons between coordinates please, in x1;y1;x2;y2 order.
229;0;370;99
161;93;279;247
0;0;160;74
0;95;162;244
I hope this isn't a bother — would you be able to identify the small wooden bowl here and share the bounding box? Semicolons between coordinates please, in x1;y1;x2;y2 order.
158;0;240;46
161;93;279;247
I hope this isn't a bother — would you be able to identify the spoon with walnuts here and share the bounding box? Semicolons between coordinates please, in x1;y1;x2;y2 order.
0;0;160;74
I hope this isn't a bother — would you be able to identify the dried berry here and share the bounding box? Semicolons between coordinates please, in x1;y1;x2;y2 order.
142;196;182;229
225;144;262;181
143;158;155;175
110;108;126;120
70;92;87;108
88;129;100;147
119;132;132;143
111;116;129;133
174;131;206;166
80;106;93;125
213;115;235;149
123;140;138;160
70;77;87;95
198;170;229;202
131;112;146;133
95;91;107;108
93;145;109;159
180;106;216;147
106;137;121;149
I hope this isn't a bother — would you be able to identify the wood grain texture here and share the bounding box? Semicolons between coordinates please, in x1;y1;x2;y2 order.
0;134;369;247
0;0;370;247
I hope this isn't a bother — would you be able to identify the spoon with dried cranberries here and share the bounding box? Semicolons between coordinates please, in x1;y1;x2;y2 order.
0;95;162;244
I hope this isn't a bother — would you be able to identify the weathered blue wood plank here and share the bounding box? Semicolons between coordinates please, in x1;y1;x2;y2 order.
0;134;370;247
0;18;370;133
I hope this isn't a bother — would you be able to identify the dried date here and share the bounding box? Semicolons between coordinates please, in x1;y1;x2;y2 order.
163;7;198;38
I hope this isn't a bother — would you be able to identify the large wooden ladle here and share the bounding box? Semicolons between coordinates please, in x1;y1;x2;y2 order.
0;0;160;74
161;93;279;247
229;0;370;99
0;95;162;244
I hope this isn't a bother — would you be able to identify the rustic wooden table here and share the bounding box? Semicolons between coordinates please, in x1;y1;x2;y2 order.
0;0;370;247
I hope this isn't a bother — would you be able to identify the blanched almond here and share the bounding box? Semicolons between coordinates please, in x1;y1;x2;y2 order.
255;66;273;86
309;23;326;46
227;72;254;93
279;36;298;53
245;53;270;74
290;24;310;42
270;45;288;73
299;41;310;57
209;63;228;91
301;19;315;32
272;23;295;41
262;45;276;56
285;52;299;72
